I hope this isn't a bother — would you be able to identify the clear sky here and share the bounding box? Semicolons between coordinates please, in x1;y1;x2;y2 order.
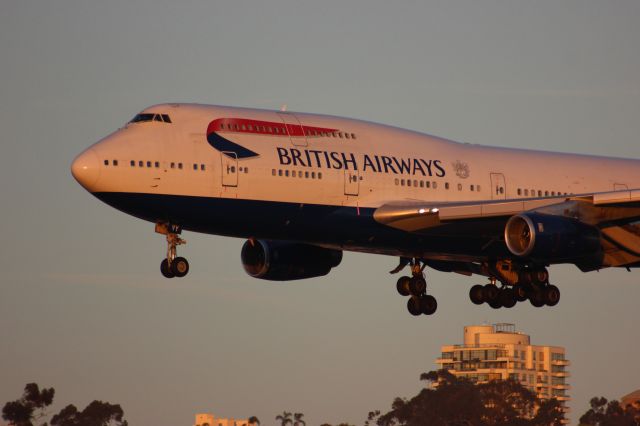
1;1;639;425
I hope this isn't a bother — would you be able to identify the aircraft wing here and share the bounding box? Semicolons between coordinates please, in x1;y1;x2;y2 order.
374;189;640;268
374;189;640;233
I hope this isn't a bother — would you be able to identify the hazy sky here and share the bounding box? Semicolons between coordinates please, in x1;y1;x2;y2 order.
1;1;640;425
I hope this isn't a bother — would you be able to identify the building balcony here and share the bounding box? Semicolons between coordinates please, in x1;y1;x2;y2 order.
552;371;570;378
552;384;571;390
555;395;571;402
436;358;455;364
551;359;570;366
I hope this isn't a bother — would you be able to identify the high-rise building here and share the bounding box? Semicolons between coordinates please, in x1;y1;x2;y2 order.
194;413;249;426
435;324;570;418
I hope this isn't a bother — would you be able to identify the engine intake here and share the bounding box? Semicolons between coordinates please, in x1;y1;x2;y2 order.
241;239;343;281
504;213;601;262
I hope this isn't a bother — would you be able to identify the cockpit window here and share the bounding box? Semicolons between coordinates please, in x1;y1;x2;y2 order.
129;113;173;124
130;113;155;123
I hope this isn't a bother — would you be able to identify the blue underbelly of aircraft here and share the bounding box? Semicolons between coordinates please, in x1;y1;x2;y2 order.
92;192;507;260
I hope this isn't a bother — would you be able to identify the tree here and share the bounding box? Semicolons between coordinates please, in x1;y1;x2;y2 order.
375;370;564;426
276;411;293;426
50;401;127;426
579;396;639;426
293;412;306;426
248;416;260;425
2;383;55;426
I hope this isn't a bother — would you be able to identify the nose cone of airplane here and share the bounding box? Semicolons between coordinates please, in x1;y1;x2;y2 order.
71;148;101;191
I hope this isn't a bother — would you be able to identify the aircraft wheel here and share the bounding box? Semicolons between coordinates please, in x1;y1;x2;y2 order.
396;276;411;296
529;287;545;308
500;288;517;309
421;295;438;315
544;285;560;306
161;259;175;278
407;296;423;316
409;276;427;295
171;257;189;278
469;285;485;305
514;286;528;302
488;297;503;309
482;284;499;303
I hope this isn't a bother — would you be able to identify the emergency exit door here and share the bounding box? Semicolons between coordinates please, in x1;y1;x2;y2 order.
278;112;307;147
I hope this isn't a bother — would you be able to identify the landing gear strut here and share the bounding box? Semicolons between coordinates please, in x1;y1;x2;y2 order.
391;258;437;316
156;223;189;278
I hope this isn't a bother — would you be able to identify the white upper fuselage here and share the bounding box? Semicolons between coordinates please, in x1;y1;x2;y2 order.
72;103;640;209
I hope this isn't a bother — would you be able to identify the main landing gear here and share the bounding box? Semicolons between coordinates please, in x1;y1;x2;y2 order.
392;258;437;316
156;222;189;279
468;267;560;309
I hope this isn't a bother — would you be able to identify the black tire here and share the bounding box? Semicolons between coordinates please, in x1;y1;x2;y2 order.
529;287;545;308
500;288;517;309
544;285;560;306
161;259;175;278
396;276;411;296
482;284;499;302
409;276;427;295
533;269;549;285
407;296;422;316
514;286;528;302
488;297;503;309
469;285;485;305
421;295;438;315
171;257;189;278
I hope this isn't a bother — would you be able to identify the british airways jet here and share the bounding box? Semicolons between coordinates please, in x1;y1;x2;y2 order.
71;103;640;317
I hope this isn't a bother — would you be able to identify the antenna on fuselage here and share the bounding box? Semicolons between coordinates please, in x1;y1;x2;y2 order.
280;104;288;112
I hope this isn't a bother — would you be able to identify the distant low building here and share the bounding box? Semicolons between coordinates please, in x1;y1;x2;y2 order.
435;323;570;422
621;389;640;410
194;413;249;426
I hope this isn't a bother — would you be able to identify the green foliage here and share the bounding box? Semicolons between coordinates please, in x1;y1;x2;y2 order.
578;396;639;426
248;415;260;425
373;370;565;426
276;411;293;426
2;383;55;426
293;412;306;426
2;383;127;426
50;401;127;426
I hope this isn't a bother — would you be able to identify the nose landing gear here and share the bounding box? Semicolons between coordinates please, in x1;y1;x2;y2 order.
156;222;189;278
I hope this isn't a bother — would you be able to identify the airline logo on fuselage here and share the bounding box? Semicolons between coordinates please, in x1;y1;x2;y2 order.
206;117;338;159
206;117;446;177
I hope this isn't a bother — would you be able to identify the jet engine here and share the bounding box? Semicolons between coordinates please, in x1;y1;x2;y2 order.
504;213;601;262
241;239;343;281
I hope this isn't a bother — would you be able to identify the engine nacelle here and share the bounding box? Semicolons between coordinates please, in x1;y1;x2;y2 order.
241;239;343;281
504;213;601;262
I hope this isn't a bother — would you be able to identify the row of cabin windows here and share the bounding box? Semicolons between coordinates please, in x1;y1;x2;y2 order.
517;188;569;197
272;168;323;180
395;178;481;192
220;122;356;139
103;159;205;171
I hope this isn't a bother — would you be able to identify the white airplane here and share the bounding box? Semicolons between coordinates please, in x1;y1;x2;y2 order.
71;103;640;316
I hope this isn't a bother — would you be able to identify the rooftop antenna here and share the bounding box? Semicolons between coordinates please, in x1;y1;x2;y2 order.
280;104;288;112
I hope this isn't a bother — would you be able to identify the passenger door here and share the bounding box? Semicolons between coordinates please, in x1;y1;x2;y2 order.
344;169;360;196
490;173;506;200
221;152;238;187
278;112;307;147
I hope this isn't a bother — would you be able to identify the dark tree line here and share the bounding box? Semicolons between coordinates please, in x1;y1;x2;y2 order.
579;397;640;426
367;370;565;426
2;383;127;426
